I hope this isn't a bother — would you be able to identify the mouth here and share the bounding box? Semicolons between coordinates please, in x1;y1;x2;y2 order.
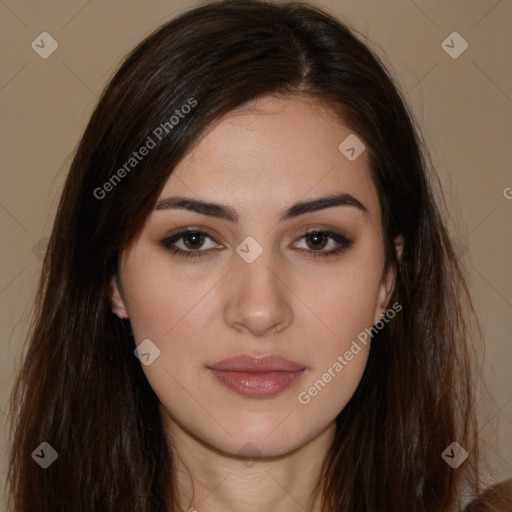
206;354;307;399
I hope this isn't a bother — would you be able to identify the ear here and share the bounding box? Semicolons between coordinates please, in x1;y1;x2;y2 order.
374;235;404;324
109;274;129;319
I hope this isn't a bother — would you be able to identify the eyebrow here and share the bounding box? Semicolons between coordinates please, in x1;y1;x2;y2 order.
154;193;368;223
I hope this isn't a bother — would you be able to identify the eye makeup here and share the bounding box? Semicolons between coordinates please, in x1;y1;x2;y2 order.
159;227;354;261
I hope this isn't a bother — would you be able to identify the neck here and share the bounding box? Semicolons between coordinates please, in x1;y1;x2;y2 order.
161;410;335;512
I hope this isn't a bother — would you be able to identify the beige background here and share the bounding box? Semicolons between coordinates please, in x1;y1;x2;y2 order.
1;0;511;507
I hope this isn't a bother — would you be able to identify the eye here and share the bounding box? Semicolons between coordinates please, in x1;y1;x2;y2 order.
160;228;354;260
291;230;354;258
160;228;220;260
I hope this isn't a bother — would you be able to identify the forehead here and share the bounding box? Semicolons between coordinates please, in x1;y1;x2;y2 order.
158;95;380;224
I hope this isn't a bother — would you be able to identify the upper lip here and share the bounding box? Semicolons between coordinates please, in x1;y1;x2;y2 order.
207;354;306;372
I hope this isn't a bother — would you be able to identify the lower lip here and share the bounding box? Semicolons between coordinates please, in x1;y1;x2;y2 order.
207;369;306;398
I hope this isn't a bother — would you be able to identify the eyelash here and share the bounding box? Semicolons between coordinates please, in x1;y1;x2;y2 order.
160;228;354;260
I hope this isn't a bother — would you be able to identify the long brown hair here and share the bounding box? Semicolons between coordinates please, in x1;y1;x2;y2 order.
7;0;485;510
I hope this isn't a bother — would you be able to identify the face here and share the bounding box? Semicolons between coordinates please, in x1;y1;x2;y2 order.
110;95;400;458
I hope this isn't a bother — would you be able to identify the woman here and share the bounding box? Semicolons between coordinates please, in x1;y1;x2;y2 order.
7;0;489;510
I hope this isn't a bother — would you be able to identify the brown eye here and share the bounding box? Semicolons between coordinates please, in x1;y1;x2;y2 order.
161;228;354;261
305;231;329;251
161;229;219;260
293;230;354;258
182;231;206;250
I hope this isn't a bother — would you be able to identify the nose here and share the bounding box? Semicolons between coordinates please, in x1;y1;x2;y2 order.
223;244;293;337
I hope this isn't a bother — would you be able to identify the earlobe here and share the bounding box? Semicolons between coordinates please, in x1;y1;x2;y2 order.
109;275;129;319
374;234;404;323
375;266;396;322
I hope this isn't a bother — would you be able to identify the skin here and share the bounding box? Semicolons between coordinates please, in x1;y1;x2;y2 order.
110;95;403;512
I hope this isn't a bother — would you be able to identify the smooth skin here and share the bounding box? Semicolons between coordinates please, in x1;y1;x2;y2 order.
110;95;403;512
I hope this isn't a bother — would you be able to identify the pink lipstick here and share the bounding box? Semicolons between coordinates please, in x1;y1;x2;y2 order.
207;354;306;398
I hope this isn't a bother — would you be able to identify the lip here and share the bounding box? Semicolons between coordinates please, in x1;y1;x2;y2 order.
208;354;306;372
206;354;307;398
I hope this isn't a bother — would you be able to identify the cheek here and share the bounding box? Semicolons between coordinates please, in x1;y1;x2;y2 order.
120;257;229;424
294;258;381;409
307;261;382;351
293;281;376;425
296;347;369;430
121;261;220;424
122;252;216;344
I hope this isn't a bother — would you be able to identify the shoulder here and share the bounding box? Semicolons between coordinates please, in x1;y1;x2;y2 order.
463;479;512;511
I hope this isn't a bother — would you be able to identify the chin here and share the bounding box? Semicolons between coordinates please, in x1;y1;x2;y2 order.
197;415;325;459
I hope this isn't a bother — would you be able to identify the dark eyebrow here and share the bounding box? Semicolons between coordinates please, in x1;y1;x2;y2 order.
154;193;368;223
